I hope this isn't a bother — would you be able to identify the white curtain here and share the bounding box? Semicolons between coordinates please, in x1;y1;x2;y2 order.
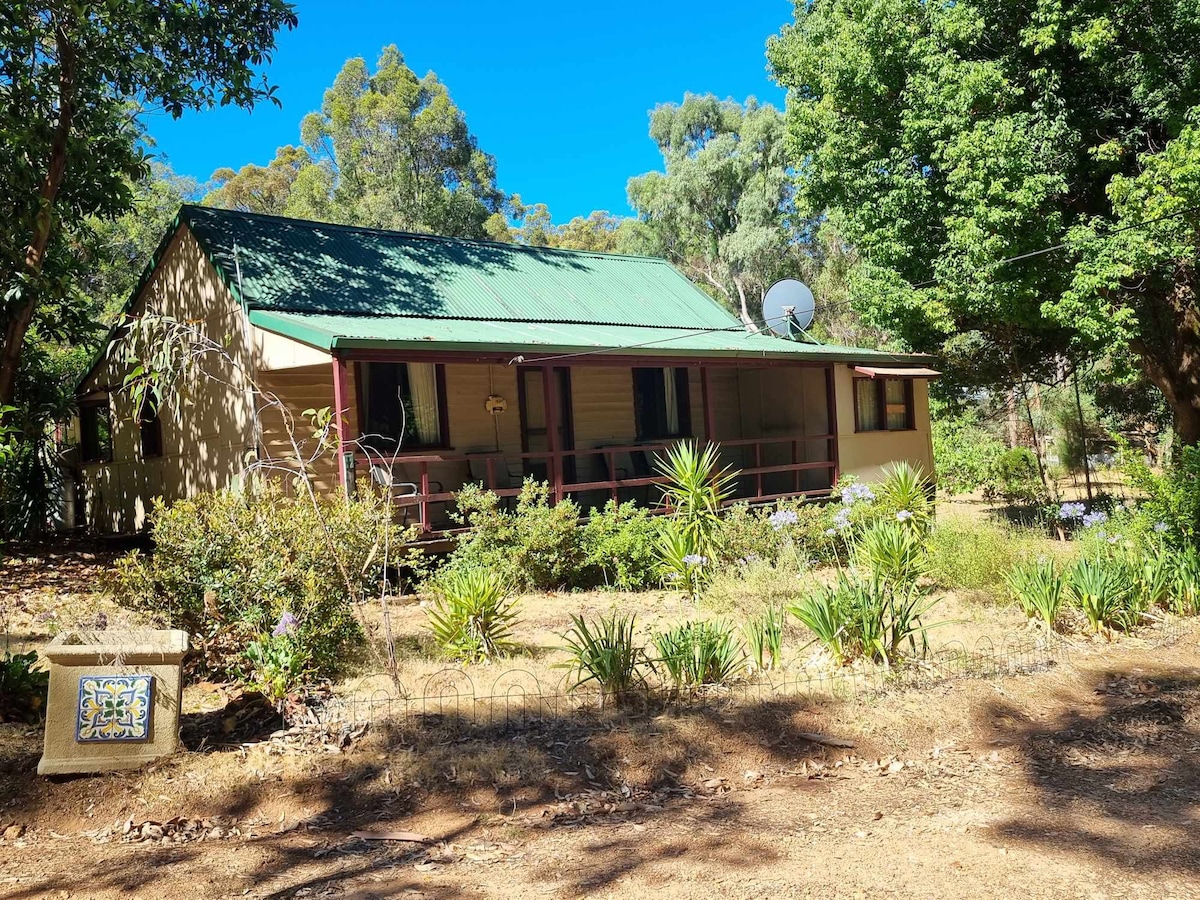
663;367;680;436
407;362;441;445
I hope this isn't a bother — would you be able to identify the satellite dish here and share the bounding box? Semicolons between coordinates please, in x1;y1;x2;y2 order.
762;278;815;337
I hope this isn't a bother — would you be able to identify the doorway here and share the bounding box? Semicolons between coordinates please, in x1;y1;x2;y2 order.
518;367;575;485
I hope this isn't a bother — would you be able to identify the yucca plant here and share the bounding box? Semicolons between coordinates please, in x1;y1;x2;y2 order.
654;441;737;554
744;604;785;671
425;567;519;663
875;461;932;532
1067;556;1134;633
854;519;928;589
1006;558;1065;629
789;581;850;665
1170;546;1200;616
561;612;645;706
653;619;745;690
657;519;709;603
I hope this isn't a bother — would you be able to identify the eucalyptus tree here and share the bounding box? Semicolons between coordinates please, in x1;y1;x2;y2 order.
626;94;812;327
0;0;298;408
769;0;1200;441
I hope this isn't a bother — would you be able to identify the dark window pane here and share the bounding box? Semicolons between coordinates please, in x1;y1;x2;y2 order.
140;404;163;459
81;403;113;463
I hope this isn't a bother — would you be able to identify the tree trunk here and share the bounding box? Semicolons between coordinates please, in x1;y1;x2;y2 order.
1129;274;1200;450
0;22;75;408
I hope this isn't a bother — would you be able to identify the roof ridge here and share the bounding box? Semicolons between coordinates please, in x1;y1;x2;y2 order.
180;204;667;264
255;309;747;331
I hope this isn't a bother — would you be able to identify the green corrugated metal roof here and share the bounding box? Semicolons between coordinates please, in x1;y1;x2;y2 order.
182;205;738;329
247;309;925;363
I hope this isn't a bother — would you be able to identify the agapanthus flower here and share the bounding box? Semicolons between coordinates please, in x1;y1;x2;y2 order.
1154;521;1170;534
682;554;707;567
841;482;876;506
1082;510;1108;528
272;610;299;637
769;509;800;530
832;508;853;530
824;528;837;536
1058;502;1086;521
895;510;913;522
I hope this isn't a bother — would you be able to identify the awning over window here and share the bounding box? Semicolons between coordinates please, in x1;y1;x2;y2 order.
853;365;941;379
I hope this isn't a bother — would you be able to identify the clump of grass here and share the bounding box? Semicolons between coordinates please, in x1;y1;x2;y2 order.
1171;546;1200;615
1006;558;1065;630
561;612;645;706
1067;556;1135;633
926;516;1047;598
425;567;519;663
744;604;784;671
653;620;744;691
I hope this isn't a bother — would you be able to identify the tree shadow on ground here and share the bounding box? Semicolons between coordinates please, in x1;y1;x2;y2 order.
0;691;841;898
979;666;1200;875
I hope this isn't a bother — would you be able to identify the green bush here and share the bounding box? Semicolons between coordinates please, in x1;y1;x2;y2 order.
716;500;836;567
1120;442;1200;544
242;621;309;707
926;517;1048;597
656;519;712;602
0;651;49;723
1006;558;1066;629
653;619;744;690
932;412;1007;497
109;482;405;679
561;612;646;706
872;462;933;532
1067;556;1136;633
425;567;519;663
580;500;662;590
1171;546;1200;616
987;448;1046;506
790;571;938;667
853;520;927;589
448;480;583;591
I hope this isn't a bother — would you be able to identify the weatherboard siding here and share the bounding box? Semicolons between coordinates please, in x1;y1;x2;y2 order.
832;366;934;483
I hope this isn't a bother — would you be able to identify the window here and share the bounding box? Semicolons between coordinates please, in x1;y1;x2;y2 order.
359;362;447;450
139;402;163;459
633;367;691;440
854;377;914;432
80;401;113;463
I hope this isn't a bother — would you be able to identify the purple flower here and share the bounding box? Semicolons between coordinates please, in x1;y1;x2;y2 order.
272;611;299;637
832;507;852;530
769;509;799;530
895;510;913;522
824;528;837;536
1154;521;1170;534
841;482;876;506
682;554;707;567
1058;502;1086;521
1081;510;1108;528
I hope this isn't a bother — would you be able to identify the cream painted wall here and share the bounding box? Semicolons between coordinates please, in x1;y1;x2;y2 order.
831;365;935;483
79;226;257;532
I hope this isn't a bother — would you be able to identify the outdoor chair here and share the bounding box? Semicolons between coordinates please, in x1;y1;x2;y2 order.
368;462;445;527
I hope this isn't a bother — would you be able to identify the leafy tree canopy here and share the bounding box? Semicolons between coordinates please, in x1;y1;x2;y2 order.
768;0;1200;440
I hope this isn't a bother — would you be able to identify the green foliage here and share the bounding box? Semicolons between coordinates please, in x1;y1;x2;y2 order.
0;651;49;723
425;568;518;664
1120;443;1200;544
715;500;836;567
1170;547;1200;616
654;441;737;556
561;613;645;706
790;572;938;668
925;517;1048;597
768;0;1200;434
580;500;663;591
109;482;405;679
1067;556;1135;633
744;605;785;672
872;461;932;531
242;628;309;706
656;519;711;603
932;412;1007;496
447;480;583;591
989;449;1046;506
853;520;928;589
1006;559;1066;630
652;620;745;690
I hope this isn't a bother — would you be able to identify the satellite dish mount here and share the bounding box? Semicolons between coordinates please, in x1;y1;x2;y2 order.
762;279;816;340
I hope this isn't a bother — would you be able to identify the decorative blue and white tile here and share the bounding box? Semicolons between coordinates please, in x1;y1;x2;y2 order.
76;674;154;742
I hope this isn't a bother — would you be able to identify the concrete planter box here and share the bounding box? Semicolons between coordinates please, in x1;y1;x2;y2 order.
37;629;189;776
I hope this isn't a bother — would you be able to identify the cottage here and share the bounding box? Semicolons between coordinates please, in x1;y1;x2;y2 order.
75;206;938;535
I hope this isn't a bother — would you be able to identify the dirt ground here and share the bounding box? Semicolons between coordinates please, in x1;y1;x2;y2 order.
4;519;1200;899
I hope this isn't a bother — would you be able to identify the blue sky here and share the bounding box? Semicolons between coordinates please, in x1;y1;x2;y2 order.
145;0;791;221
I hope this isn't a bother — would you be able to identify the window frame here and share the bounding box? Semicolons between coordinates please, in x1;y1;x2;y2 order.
79;400;114;464
138;401;163;460
355;361;451;452
632;366;692;441
853;377;915;433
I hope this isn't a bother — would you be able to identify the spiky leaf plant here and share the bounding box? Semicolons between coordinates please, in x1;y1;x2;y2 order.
1067;556;1134;633
654;441;737;555
425;567;519;663
561;612;645;706
1006;558;1065;630
854;519;928;589
653;619;745;691
874;461;932;531
744;604;785;671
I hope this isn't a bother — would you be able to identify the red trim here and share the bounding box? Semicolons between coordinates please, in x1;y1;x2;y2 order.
826;365;840;486
332;354;350;489
701;366;715;442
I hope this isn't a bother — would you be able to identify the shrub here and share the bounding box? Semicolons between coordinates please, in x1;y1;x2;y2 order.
580;500;662;590
0;651;49;723
1067;556;1135;633
109;482;405;679
425;567;519;663
654;441;736;558
744;604;785;671
987;448;1046;506
1126;543;1173;612
448;480;583;591
561;612;645;706
1120;442;1200;544
1006;559;1065;629
926;517;1048;597
790;571;938;667
653;619;744;690
716;500;836;567
242;616;310;707
932;412;1007;497
1170;546;1200;615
